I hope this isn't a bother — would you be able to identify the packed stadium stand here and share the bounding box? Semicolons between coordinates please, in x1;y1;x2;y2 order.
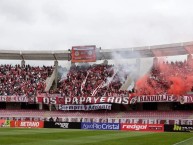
0;42;193;124
0;64;53;96
56;64;129;97
136;55;193;95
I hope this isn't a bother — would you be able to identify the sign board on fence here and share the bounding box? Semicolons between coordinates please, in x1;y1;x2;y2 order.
44;121;81;129
81;122;120;130
120;124;164;132
164;124;193;132
0;120;10;127
10;121;44;128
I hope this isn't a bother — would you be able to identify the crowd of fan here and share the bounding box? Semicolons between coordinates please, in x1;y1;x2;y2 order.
0;64;53;96
0;63;131;97
1;58;192;97
56;64;129;97
136;58;193;95
2;58;192;97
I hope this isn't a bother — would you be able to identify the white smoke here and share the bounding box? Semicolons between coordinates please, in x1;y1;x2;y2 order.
58;61;72;82
109;50;153;90
58;66;69;82
110;51;139;79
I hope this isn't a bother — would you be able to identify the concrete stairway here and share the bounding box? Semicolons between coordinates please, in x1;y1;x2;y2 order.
119;75;133;91
44;69;56;92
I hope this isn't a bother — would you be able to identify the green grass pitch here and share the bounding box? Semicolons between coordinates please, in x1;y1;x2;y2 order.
0;128;193;145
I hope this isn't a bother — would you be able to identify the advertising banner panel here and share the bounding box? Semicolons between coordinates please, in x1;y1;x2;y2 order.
0;120;10;127
81;122;120;130
10;121;44;128
44;122;81;129
121;124;164;132
164;124;193;132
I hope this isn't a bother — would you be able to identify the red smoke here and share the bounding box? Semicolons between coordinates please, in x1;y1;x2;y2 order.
136;56;193;95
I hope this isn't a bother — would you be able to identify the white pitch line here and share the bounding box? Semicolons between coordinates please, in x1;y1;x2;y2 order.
173;137;193;145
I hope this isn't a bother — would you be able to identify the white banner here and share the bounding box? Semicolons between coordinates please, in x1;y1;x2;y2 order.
136;95;178;103
59;104;112;110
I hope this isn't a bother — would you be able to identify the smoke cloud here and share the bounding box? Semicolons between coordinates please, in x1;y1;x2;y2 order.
136;56;193;95
109;50;151;91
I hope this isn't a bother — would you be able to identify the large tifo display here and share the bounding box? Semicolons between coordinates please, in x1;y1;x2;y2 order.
71;45;96;63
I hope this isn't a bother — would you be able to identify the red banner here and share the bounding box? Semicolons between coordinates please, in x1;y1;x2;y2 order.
10;121;44;128
71;45;96;63
0;96;28;102
1;94;193;104
59;104;112;110
121;124;164;132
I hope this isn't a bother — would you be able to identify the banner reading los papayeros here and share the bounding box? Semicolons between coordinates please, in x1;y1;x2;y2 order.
121;124;164;132
10;121;44;128
34;96;130;105
71;45;96;63
61;96;129;105
59;104;112;110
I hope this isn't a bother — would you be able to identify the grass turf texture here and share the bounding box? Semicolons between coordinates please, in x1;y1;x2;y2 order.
0;128;193;145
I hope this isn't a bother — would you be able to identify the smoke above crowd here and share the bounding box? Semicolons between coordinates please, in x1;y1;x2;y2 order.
136;55;193;95
111;51;139;78
58;49;153;93
57;48;193;96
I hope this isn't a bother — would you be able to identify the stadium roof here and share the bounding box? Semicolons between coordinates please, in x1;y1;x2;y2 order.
98;41;193;60
0;41;193;60
0;50;70;60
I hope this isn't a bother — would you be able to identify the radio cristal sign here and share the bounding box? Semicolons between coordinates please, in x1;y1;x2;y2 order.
81;123;120;130
121;124;164;132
